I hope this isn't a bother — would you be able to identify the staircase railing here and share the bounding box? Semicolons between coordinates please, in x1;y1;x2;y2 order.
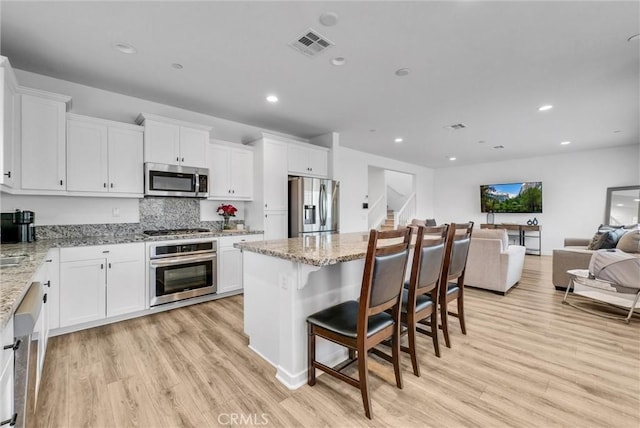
368;194;387;230
394;192;416;228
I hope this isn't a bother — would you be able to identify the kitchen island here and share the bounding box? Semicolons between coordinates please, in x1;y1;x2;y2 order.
235;232;372;389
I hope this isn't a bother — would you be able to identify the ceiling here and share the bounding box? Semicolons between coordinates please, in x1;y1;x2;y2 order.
2;1;639;168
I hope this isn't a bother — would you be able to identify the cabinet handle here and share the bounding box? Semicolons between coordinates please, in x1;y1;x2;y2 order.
3;339;20;351
45;280;51;288
102;250;110;254
60;179;64;186
3;171;10;178
108;263;111;269
181;157;184;162
110;183;114;188
43;293;47;304
232;190;235;194
265;204;268;208
228;189;231;193
265;214;268;218
176;157;180;162
45;259;52;263
0;412;17;426
101;263;104;269
104;183;107;188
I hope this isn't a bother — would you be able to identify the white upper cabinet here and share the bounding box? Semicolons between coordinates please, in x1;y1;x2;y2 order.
137;113;211;168
66;114;143;196
21;91;70;191
263;139;288;211
208;142;253;200
287;143;329;178
1;59;18;188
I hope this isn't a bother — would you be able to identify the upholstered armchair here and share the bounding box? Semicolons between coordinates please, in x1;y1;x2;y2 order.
464;228;526;294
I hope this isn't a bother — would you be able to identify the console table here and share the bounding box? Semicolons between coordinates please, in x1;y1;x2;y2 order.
480;224;541;255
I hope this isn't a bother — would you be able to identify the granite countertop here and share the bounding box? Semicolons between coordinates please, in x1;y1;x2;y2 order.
0;230;264;330
235;232;373;267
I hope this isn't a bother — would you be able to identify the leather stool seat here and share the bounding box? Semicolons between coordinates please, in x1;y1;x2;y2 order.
307;300;394;339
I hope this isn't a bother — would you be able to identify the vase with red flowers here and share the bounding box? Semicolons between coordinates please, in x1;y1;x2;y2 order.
217;204;237;229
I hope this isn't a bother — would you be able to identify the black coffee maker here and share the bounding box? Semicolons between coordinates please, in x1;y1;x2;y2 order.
1;210;36;243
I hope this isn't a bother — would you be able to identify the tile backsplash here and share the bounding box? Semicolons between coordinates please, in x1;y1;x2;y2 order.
36;197;243;239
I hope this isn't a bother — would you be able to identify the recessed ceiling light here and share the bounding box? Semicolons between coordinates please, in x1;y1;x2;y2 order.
112;42;137;54
266;95;279;103
616;203;625;207
628;33;640;42
331;57;346;66
448;157;457;161
394;137;403;143
538;105;553;112
493;145;505;149
319;12;339;27
634;199;640;202
171;63;183;69
560;141;571;145
395;68;410;77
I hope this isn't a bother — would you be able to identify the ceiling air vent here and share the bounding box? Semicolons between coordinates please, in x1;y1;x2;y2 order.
444;123;467;131
289;29;334;58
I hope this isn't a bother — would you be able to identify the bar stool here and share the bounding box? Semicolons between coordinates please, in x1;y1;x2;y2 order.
306;227;411;420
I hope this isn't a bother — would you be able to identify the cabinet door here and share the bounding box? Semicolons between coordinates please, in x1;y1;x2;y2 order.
66;119;109;192
179;126;208;168
307;147;328;178
0;354;13;425
230;149;253;199
106;250;146;317
264;210;287;240
287;144;309;175
144;120;180;165
43;249;60;330
208;145;231;198
1;71;16;187
263;141;288;211
218;246;243;293
21;94;66;190
59;259;106;327
108;127;143;194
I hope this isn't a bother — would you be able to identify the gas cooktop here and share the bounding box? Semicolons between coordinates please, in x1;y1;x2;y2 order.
143;228;211;237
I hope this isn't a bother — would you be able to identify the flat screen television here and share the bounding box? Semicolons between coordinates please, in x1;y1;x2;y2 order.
480;182;542;213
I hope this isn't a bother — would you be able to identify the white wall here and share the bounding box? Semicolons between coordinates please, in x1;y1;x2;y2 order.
334;143;434;233
433;145;640;254
0;194;140;225
385;170;414;196
367;166;387;228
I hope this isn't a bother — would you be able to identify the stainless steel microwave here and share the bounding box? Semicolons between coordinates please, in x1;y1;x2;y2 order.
144;163;209;198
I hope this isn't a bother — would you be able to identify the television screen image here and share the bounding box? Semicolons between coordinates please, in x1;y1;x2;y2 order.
480;182;542;213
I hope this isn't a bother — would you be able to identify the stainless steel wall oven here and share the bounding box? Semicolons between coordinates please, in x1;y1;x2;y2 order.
148;239;217;306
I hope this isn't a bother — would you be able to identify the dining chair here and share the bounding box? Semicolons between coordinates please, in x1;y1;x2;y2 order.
306;227;412;419
439;221;474;348
400;224;449;376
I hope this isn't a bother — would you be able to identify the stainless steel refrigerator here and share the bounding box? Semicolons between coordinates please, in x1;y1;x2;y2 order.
288;176;339;237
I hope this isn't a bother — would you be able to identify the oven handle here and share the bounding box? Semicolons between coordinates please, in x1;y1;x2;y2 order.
150;253;216;267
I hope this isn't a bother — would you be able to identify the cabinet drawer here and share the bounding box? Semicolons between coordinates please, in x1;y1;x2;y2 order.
60;242;144;262
1;317;14;374
219;234;264;248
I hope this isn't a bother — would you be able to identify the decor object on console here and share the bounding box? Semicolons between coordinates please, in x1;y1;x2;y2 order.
217;204;237;229
464;228;526;294
562;250;640;323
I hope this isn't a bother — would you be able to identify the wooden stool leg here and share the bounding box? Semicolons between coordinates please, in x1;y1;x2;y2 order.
307;323;316;386
457;294;466;335
441;305;451;348
358;345;373;419
406;314;420;377
430;309;440;358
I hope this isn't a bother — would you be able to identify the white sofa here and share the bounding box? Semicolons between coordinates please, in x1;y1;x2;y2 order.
464;228;526;294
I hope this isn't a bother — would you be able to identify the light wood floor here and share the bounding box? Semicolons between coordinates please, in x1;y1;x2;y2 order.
33;256;640;427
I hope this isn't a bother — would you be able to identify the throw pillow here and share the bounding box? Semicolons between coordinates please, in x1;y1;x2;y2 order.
597;228;628;249
617;230;640;253
425;218;437;226
587;232;604;250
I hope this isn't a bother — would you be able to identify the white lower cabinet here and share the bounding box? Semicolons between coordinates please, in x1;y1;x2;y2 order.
59;243;145;328
218;234;264;293
0;317;14;426
264;211;287;241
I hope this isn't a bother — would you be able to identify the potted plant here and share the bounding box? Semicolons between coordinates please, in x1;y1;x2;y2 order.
217;204;237;229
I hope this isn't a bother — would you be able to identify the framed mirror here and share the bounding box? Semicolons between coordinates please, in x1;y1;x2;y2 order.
605;185;640;225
